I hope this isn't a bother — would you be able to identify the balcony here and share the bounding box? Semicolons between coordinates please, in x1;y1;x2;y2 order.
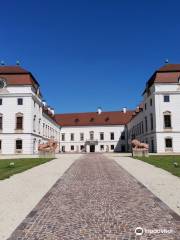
85;139;98;145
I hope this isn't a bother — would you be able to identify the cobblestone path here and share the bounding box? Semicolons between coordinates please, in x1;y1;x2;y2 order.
8;154;180;240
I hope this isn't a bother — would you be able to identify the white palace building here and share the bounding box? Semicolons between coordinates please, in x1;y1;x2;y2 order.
0;64;180;154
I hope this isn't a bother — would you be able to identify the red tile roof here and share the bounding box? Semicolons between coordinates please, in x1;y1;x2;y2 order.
158;64;180;72
143;64;180;94
0;66;29;74
55;111;134;126
0;66;39;87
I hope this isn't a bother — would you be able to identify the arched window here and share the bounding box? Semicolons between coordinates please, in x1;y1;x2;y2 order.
163;111;172;128
0;113;3;130
16;113;23;130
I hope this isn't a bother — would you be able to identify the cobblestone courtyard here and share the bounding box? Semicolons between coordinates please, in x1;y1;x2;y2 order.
8;154;180;240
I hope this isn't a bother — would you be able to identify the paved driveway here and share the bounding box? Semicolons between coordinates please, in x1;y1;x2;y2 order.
8;154;180;240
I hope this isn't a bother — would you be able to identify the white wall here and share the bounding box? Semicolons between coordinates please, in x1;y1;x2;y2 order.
127;85;157;152
0;86;60;155
60;125;126;153
127;82;180;153
154;83;180;152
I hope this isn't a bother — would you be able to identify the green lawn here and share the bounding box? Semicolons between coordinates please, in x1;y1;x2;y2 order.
134;155;180;177
0;157;54;180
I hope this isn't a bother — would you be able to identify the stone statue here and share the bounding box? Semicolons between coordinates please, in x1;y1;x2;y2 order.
131;139;149;150
38;139;58;152
131;139;149;157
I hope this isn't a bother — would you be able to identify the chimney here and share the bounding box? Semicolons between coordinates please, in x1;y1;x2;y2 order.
97;107;102;114
122;107;127;113
51;108;55;116
16;60;20;66
48;106;51;113
165;59;169;64
42;100;47;107
1;60;5;66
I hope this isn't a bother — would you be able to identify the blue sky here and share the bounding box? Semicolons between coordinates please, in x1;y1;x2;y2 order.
1;0;180;113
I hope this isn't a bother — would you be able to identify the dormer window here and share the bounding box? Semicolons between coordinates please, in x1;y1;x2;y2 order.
178;77;180;84
0;78;6;89
74;118;79;123
90;118;94;122
105;117;109;122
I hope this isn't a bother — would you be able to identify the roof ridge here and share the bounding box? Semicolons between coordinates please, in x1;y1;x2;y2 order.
55;110;134;115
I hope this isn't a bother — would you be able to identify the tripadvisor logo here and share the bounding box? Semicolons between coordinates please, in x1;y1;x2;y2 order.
135;227;144;236
135;227;173;236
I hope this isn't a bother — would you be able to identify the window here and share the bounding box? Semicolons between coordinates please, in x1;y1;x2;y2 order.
110;132;114;140
90;131;94;140
80;133;84;141
150;98;152;106
164;95;170;102
74;118;79;123
38;118;41;134
80;145;84;150
0;99;2;105
43;123;45;136
71;145;74;151
145;116;148;132
0;140;1;151
165;138;172;148
70;133;74;141
164;112;171;128
145;103;147;110
61;146;65;152
61;133;65;141
33;115;36;132
105;117;109;122
17;98;23;105
16;113;23;130
100;132;104;140
141;121;144;134
150;113;153;130
100;145;104;151
111;145;114;150
0;79;6;88
16;139;22;150
0;114;2;130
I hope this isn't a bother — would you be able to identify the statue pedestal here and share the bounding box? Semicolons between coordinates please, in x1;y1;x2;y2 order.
38;150;55;158
132;148;149;157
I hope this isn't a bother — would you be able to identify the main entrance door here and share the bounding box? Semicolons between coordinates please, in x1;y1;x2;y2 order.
90;145;95;152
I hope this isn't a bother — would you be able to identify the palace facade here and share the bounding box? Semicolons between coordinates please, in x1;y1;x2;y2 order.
0;64;180;154
55;109;133;153
0;66;60;155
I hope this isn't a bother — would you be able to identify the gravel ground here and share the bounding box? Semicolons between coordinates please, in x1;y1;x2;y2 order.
106;154;180;216
8;154;180;240
0;154;82;240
